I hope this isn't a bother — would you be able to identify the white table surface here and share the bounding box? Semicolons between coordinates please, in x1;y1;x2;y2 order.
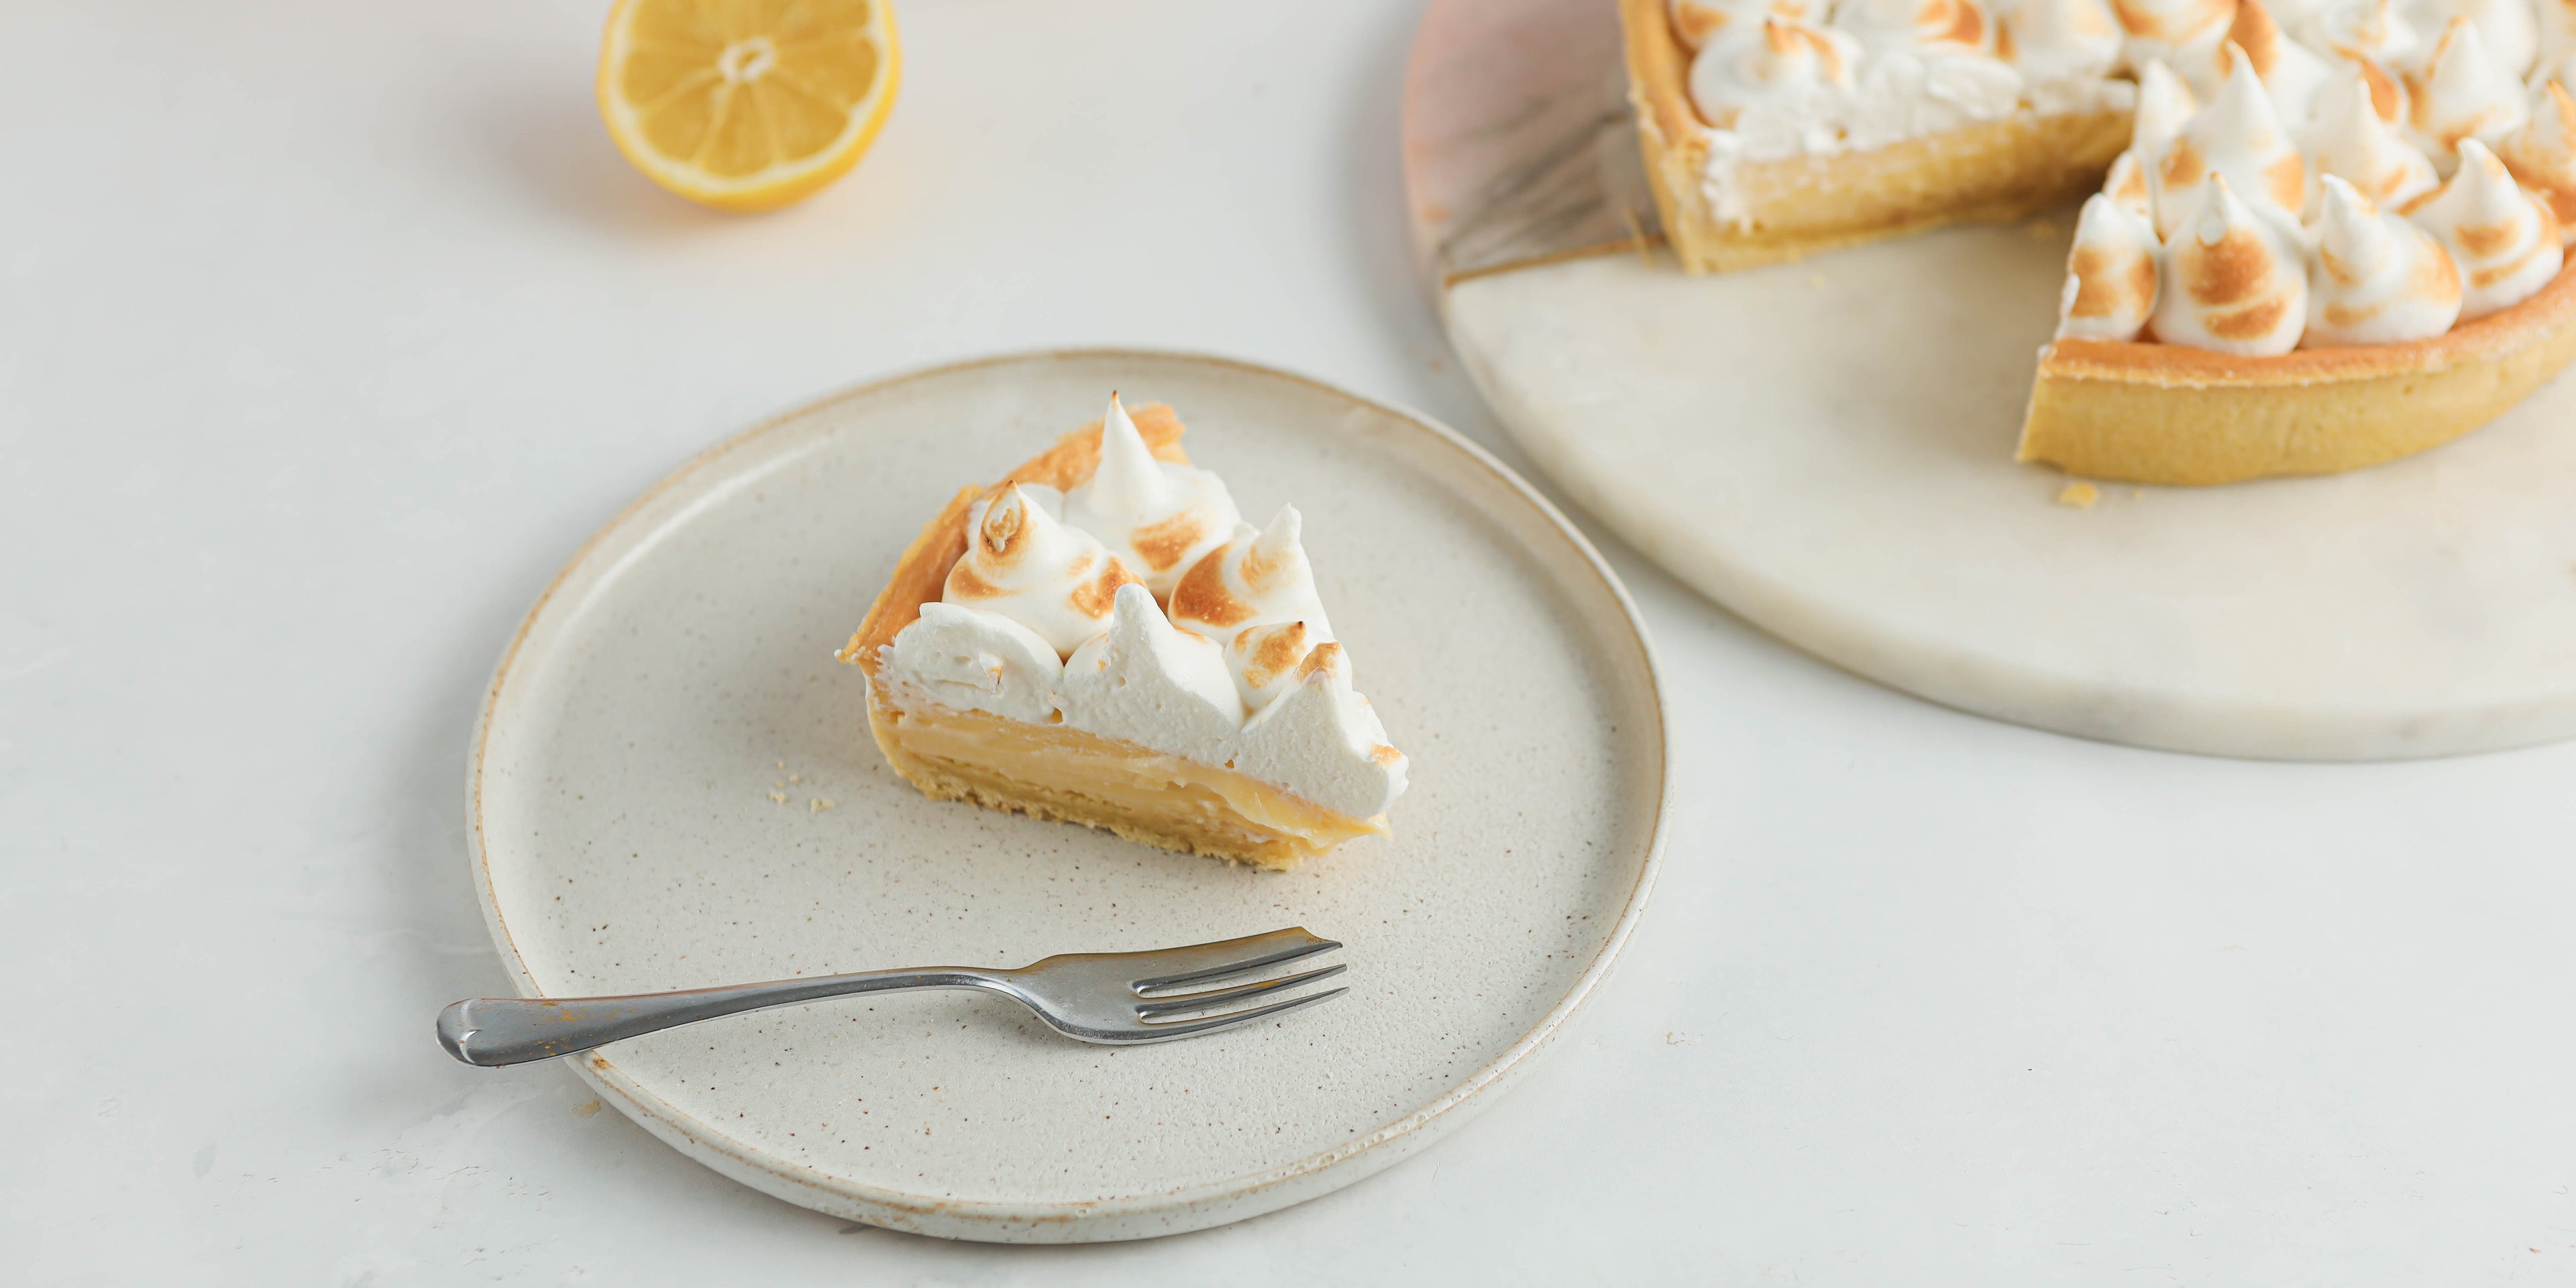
5;1;2573;1282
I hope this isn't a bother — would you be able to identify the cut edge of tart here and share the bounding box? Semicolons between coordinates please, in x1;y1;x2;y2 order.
1617;0;2134;274
837;404;1401;871
2021;250;2576;486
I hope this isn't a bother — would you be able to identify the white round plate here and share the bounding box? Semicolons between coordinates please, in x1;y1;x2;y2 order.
466;350;1668;1242
1444;237;2576;760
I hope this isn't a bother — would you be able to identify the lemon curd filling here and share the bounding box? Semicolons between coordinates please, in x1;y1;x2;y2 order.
869;698;1384;871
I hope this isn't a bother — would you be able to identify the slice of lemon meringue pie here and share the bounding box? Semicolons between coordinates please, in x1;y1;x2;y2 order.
838;395;1408;870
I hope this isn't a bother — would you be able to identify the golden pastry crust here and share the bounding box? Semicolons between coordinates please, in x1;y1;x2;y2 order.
1617;0;2132;274
2019;260;2576;484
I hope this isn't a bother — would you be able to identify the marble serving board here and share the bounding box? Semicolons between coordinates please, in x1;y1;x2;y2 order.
1403;0;2576;759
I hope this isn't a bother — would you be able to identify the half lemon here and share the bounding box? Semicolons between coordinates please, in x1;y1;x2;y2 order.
598;0;900;213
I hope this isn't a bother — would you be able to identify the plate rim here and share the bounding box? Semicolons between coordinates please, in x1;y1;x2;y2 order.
461;347;1674;1240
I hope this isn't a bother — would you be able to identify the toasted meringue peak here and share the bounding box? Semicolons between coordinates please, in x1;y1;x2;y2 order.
1169;506;1334;647
2548;49;2576;98
2405;17;2532;162
1688;17;1864;127
2000;0;2127;76
882;602;1067;725
2353;55;2407;125
1674;0;1764;48
2114;0;2239;91
2152;174;2312;352
2497;81;2576;239
2214;0;2334;124
2302;174;2466;341
2133;59;2202;155
2153;56;2310;235
1235;643;1407;822
1836;0;1996;51
2299;0;2421;62
2058;193;2166;339
2303;63;2443;208
1060;392;1242;597
1224;620;1336;710
945;484;1138;656
2408;138;2566;316
2105;146;2159;214
1672;0;1819;49
2413;0;2538;74
1059;584;1244;762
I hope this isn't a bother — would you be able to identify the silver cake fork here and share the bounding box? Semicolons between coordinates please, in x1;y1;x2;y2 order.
435;927;1348;1067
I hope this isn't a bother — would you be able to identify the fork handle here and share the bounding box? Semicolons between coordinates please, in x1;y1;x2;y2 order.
436;969;1008;1067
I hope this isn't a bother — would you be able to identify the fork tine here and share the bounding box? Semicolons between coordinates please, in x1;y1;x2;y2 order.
1128;927;1341;993
1134;964;1348;1018
1130;986;1349;1040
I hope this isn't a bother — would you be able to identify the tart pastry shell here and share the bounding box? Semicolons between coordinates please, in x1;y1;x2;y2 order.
2021;260;2576;484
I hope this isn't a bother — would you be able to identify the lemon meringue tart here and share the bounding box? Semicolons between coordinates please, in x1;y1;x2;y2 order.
837;395;1409;870
2021;40;2576;484
1621;0;2576;483
1619;0;2139;272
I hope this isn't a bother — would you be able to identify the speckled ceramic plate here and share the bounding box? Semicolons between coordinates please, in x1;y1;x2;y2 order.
465;350;1668;1242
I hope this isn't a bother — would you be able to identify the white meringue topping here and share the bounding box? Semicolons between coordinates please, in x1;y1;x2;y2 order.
1836;0;1997;52
2407;138;2565;316
1060;393;1242;597
2152;174;2314;353
2105;146;2159;214
1058;584;1244;763
2000;0;2127;78
2154;56;2310;236
1847;44;2028;137
2057;193;2165;339
2410;0;2538;74
2213;0;2337;125
2303;174;2466;342
2497;81;2576;241
1232;644;1408;822
883;602;1066;725
2300;0;2422;63
2132;58;2201;156
2543;0;2576;70
1169;506;1334;645
2547;49;2576;99
1169;506;1339;709
1222;620;1338;710
945;484;1137;656
1673;0;1819;49
2114;0;2239;94
2303;62;2443;209
1688;17;1864;136
2404;17;2532;162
